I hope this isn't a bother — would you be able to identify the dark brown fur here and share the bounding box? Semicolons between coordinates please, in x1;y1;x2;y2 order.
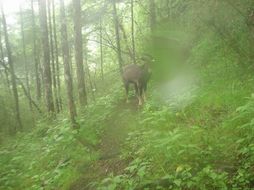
122;63;151;105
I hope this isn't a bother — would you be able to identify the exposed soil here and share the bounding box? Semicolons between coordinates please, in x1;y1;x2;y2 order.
69;97;139;190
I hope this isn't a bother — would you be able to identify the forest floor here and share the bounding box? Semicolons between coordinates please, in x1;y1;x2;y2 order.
70;97;139;190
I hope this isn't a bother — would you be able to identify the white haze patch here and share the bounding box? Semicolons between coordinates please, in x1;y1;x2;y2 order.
1;0;38;29
2;0;26;14
157;71;199;110
88;62;97;72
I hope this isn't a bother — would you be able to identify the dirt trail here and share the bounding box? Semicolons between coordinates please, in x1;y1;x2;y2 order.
69;98;138;190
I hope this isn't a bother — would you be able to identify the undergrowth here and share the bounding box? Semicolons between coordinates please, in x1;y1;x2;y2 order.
94;36;254;190
1;34;254;190
0;86;121;190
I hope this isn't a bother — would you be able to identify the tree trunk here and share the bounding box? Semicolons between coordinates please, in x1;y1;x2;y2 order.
149;0;156;32
0;22;11;96
99;19;104;81
52;0;63;111
83;37;95;102
112;0;123;74
47;0;60;113
38;0;55;114
20;5;33;111
73;0;87;106
167;0;172;19
0;61;42;114
131;0;136;64
1;3;23;131
85;56;96;102
119;23;133;59
59;0;77;127
31;0;42;102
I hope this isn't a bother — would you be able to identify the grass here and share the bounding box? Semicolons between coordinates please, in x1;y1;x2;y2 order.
0;116;94;189
1;35;254;189
94;36;254;189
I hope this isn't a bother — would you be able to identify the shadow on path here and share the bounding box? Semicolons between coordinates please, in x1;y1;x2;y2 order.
69;97;139;190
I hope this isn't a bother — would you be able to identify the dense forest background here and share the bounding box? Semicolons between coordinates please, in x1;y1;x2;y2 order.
0;0;254;189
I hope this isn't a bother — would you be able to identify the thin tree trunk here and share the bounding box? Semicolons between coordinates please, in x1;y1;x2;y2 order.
0;55;11;97
112;0;123;74
47;0;60;112
52;0;63;111
59;0;77;127
20;5;33;111
73;0;87;106
38;0;55;114
84;55;95;102
119;23;132;59
99;19;104;81
0;21;11;95
167;0;171;19
31;0;42;102
1;3;23;131
0;61;42;114
0;71;5;87
131;0;136;64
93;62;97;91
83;37;95;102
149;0;156;32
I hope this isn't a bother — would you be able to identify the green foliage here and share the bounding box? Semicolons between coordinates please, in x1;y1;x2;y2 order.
1;0;254;189
95;2;254;186
95;85;254;189
0;91;121;189
0;118;90;189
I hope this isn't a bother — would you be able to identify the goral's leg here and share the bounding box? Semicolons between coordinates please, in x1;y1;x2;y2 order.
142;83;147;102
125;83;129;103
137;83;143;106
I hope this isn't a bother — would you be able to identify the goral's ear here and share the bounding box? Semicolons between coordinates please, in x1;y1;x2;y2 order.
141;63;146;69
141;63;150;71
